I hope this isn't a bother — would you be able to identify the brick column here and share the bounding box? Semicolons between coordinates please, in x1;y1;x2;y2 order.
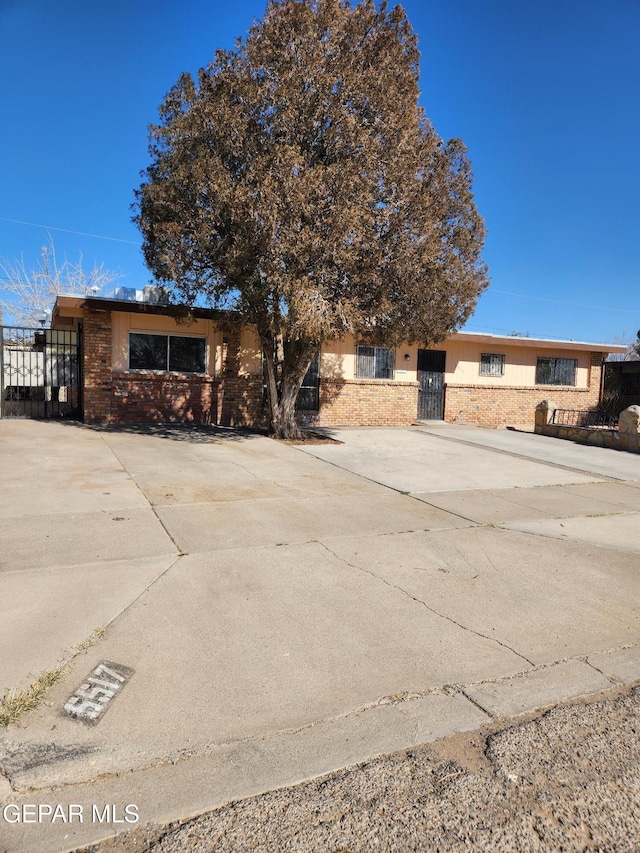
589;351;604;406
82;307;112;424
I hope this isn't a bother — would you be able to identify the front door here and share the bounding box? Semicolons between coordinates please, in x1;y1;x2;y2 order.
417;349;446;420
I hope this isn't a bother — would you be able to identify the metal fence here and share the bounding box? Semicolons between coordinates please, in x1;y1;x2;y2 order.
1;325;82;419
551;408;618;429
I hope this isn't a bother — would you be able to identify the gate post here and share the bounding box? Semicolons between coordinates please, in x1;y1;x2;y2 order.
43;328;48;419
534;399;556;433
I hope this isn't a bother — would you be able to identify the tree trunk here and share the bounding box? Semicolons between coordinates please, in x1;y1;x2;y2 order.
270;380;300;439
262;336;315;439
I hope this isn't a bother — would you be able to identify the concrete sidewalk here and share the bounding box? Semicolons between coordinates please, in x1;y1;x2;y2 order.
0;420;639;853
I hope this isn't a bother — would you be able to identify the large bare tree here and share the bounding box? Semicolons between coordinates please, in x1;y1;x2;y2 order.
0;236;119;327
134;0;489;438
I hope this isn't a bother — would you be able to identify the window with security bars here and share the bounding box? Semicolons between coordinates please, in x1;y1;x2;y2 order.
129;333;207;373
295;352;320;411
261;351;320;411
480;353;505;376
536;357;577;386
356;345;394;379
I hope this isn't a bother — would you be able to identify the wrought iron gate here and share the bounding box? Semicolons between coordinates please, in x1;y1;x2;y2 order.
417;349;446;420
0;326;82;419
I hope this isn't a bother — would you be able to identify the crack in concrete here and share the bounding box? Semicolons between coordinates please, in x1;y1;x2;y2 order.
97;433;185;556
498;484;640;517
292;443;479;524
0;763;15;793
457;687;495;718
583;657;618;682
227;459;261;481
408;495;480;524
317;541;536;668
0;553;178;578
561;482;640;509
126;526;467;561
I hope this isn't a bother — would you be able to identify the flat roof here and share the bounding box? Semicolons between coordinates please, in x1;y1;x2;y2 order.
53;295;627;353
452;330;626;353
53;294;233;323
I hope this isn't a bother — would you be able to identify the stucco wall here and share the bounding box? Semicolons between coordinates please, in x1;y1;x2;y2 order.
239;327;262;376
442;341;591;388
318;336;415;382
316;338;593;389
111;312;221;376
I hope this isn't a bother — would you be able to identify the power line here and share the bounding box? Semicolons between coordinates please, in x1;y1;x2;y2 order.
0;219;635;319
489;288;635;314
0;216;141;246
464;323;550;337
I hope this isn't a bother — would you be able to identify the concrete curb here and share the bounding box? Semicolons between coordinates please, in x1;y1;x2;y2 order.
1;645;638;853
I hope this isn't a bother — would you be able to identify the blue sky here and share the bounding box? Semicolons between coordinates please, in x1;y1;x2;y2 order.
1;0;638;344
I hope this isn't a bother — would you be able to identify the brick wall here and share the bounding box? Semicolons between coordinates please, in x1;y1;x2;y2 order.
589;351;604;394
111;373;219;424
82;308;112;425
444;353;604;428
299;378;419;427
218;374;264;427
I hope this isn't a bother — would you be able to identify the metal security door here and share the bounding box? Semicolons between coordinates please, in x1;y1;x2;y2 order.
1;326;81;419
417;349;446;419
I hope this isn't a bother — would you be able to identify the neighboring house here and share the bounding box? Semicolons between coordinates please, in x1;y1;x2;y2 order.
49;294;626;430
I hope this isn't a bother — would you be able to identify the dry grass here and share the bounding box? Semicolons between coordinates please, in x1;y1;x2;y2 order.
74;626;106;653
0;667;68;728
0;626;106;728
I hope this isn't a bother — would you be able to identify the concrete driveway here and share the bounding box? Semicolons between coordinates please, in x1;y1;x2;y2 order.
1;419;639;852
